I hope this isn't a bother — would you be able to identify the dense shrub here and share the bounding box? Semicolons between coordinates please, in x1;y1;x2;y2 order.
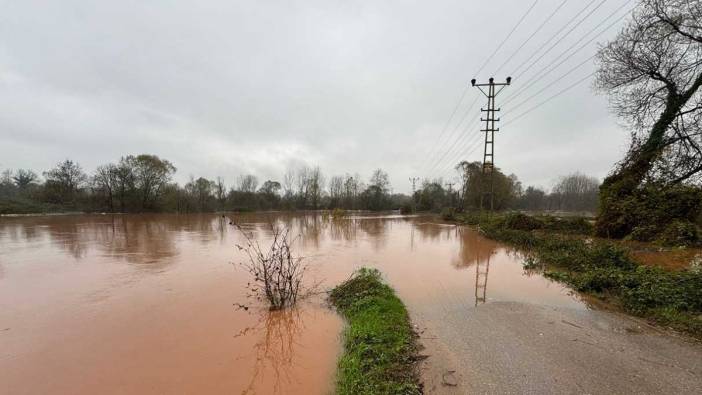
539;216;594;235
501;212;542;231
656;220;699;247
440;207;456;221
597;184;702;240
627;224;659;242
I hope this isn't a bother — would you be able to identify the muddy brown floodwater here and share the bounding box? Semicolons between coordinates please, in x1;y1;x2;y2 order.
4;212;699;394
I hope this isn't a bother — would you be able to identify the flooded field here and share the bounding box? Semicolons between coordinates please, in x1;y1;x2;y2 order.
0;212;584;394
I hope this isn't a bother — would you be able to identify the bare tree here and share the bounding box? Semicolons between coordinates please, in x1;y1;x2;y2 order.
307;166;324;209
282;169;295;198
114;158;135;212
93;164;118;211
12;169;38;190
238;174;259;193
328;175;344;208
552;173;600;212
596;0;702;185
215;177;226;205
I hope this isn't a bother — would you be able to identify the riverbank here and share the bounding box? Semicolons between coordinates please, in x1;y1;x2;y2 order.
329;268;422;395
453;212;702;338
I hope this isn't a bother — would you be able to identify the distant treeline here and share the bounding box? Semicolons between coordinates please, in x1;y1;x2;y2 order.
0;155;407;214
413;161;599;213
0;154;600;214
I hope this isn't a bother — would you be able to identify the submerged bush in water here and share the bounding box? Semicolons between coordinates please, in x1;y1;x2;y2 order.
233;223;308;310
332;208;347;219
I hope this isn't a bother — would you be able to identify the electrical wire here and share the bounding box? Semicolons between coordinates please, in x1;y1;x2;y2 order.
494;0;570;75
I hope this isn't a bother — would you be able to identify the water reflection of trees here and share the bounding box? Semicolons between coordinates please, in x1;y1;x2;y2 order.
236;307;306;395
236;213;392;251
412;222;450;242
328;218;358;242
0;214;231;264
94;215;178;265
358;218;389;251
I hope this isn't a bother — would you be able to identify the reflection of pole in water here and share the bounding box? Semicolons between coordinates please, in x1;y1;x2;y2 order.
474;251;491;306
410;226;415;251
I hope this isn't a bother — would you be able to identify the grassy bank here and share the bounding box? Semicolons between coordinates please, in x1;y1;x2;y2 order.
329;268;422;395
457;212;702;338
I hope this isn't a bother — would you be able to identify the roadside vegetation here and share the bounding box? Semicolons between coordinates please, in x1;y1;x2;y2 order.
329;268;422;395
456;212;702;338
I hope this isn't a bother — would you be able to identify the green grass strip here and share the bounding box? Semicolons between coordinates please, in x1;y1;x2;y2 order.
329;268;422;395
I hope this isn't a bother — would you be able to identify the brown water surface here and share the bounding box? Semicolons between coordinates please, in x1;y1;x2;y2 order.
0;212;584;394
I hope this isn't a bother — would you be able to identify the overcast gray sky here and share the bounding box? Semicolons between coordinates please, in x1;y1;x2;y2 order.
0;0;633;194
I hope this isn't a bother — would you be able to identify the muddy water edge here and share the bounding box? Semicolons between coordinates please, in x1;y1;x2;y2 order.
2;212;600;393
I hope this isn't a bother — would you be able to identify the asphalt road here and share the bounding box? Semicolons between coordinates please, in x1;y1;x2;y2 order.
416;301;702;394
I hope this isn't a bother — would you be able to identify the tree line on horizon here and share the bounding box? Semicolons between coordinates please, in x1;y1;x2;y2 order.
0;154;600;214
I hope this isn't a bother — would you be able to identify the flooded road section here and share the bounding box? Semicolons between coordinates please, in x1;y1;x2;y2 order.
1;213;701;394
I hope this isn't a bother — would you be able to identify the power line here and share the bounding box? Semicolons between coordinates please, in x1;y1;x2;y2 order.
510;0;599;77
494;0;570;75
503;71;596;127
434;125;484;178
417;87;471;172
439;134;484;179
475;0;540;76
514;0;609;79
421;94;479;175
503;1;633;106
425;110;482;176
508;54;596;111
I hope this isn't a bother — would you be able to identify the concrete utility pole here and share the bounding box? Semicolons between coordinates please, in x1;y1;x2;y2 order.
409;177;420;211
409;177;419;195
471;76;511;211
445;182;455;207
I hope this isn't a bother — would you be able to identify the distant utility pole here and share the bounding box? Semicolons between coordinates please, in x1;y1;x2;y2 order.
471;76;511;211
445;182;455;207
409;177;419;195
409;177;420;209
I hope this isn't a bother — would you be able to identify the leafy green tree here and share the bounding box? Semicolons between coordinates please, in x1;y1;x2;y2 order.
123;155;176;210
455;161;521;210
362;169;391;211
259;180;281;209
416;180;446;211
192;177;215;211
